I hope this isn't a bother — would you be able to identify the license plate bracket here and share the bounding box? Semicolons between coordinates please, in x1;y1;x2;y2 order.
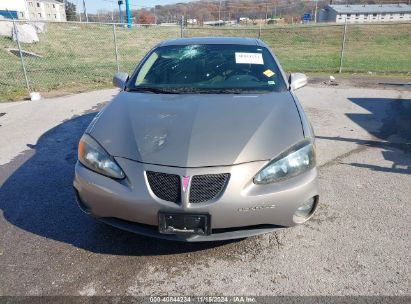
158;212;211;235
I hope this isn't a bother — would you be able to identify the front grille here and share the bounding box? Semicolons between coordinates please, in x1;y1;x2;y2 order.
189;173;230;204
146;171;181;203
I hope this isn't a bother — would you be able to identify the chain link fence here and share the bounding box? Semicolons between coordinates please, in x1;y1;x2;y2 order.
0;20;181;101
342;22;411;74
185;24;346;73
0;19;410;102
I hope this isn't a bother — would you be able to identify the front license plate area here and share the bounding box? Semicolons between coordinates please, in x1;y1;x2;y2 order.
158;213;211;235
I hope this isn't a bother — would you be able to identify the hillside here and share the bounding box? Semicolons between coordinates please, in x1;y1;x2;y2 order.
143;0;411;24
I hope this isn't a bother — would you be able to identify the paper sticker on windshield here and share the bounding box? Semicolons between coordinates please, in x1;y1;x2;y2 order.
235;52;264;65
268;81;275;85
263;69;275;77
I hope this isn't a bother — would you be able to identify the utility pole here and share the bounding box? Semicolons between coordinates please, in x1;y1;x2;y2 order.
83;0;88;22
314;0;318;23
110;2;114;22
218;0;222;21
265;3;268;24
181;15;184;37
77;0;81;21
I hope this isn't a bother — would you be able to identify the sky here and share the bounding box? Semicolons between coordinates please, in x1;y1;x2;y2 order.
76;0;193;13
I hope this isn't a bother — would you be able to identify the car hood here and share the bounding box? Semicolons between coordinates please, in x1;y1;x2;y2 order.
89;91;304;167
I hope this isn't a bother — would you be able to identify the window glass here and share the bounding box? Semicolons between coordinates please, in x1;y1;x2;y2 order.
128;44;287;94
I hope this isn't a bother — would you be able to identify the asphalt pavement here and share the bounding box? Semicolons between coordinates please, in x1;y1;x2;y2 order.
0;84;410;296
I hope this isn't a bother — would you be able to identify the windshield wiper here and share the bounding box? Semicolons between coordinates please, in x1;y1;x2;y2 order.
127;87;178;94
184;88;268;94
127;87;271;94
196;89;245;94
159;88;246;94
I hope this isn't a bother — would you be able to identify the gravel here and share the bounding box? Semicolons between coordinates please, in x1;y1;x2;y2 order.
0;86;410;296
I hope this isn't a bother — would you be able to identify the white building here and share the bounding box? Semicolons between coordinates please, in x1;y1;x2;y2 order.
186;18;197;25
0;0;66;21
26;0;66;21
318;4;411;23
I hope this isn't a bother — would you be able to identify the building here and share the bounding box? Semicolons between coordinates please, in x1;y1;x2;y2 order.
26;0;66;21
186;18;198;25
0;0;66;21
318;4;411;23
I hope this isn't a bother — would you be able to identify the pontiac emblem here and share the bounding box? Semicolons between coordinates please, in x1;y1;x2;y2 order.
182;176;190;192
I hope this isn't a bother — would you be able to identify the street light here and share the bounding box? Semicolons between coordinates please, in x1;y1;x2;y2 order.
125;0;131;28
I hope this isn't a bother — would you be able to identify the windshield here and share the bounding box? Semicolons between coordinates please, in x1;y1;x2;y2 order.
127;44;287;94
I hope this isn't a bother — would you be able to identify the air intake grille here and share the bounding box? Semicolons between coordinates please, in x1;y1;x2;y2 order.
146;171;181;203
189;174;230;204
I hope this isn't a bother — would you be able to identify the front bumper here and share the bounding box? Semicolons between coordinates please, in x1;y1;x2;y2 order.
73;157;319;241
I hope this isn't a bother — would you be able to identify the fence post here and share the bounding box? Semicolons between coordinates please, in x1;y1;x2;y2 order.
112;23;120;72
339;19;348;73
181;16;184;38
12;20;31;95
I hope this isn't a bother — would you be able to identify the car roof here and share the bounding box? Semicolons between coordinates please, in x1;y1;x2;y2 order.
157;37;267;47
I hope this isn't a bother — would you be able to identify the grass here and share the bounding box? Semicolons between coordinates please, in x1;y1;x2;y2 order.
0;21;410;102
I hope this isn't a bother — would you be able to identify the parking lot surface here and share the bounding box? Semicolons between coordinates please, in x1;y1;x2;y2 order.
0;85;410;296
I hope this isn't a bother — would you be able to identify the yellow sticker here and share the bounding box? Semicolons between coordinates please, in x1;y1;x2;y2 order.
263;69;275;77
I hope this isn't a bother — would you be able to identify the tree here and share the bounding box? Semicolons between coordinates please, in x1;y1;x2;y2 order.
137;11;155;24
56;0;77;21
65;2;77;21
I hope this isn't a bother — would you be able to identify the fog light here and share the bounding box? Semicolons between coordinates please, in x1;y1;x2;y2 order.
293;197;316;223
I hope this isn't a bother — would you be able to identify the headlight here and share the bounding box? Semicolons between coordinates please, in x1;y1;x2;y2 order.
78;134;125;179
254;140;315;184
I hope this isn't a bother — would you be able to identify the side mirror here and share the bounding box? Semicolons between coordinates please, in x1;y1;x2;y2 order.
289;73;308;91
113;72;129;89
